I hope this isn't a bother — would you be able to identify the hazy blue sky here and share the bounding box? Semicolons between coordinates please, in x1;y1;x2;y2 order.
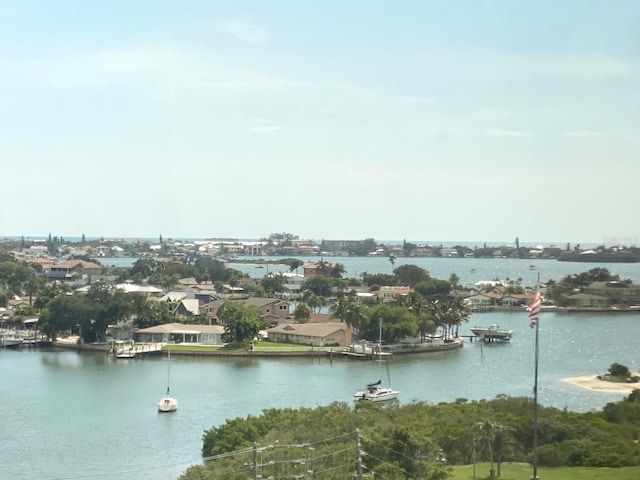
2;1;639;244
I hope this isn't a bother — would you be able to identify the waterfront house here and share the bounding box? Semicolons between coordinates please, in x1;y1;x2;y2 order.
235;297;291;321
377;286;414;302
266;322;352;347
582;281;640;306
48;259;102;282
133;323;225;345
465;292;502;309
565;293;611;307
303;261;338;277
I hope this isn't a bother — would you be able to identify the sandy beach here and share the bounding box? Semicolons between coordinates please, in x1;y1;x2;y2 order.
562;375;640;394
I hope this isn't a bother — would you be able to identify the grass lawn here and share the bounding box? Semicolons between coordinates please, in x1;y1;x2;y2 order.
450;463;640;480
254;341;315;351
161;342;319;352
162;344;223;352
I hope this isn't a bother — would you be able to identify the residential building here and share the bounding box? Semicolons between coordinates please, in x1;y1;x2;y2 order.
266;322;352;347
48;259;103;282
133;323;225;345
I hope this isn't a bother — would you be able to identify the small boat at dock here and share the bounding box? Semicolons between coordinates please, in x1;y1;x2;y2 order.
1;334;22;348
469;324;513;342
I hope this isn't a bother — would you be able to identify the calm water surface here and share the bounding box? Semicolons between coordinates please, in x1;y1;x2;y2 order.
2;311;639;480
100;255;640;288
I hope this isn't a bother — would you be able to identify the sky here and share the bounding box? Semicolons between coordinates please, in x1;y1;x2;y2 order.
2;1;640;245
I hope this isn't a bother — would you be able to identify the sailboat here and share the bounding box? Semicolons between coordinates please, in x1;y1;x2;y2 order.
353;319;399;403
157;345;178;413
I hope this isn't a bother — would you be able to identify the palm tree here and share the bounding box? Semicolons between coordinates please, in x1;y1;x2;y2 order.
344;301;367;341
330;263;347;279
24;276;45;307
303;290;325;313
473;420;496;478
388;254;396;273
316;258;330;276
288;259;304;274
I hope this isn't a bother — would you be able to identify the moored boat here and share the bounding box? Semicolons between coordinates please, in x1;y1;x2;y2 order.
1;335;22;348
469;324;513;341
354;380;399;403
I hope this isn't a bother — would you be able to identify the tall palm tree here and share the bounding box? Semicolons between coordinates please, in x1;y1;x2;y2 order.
473;420;496;478
316;258;330;276
388;254;396;273
24;275;45;307
330;263;347;279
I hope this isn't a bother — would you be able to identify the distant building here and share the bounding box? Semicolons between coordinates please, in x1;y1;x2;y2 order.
48;259;102;282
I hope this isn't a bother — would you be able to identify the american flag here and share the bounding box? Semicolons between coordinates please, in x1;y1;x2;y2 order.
527;291;542;329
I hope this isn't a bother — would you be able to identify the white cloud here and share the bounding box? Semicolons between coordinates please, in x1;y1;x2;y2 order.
485;129;533;137
565;131;606;137
249;125;284;134
221;19;272;45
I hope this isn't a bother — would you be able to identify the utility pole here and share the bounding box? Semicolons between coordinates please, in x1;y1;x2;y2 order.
252;442;258;480
355;428;363;480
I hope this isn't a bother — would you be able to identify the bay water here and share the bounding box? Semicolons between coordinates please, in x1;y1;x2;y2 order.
2;256;639;480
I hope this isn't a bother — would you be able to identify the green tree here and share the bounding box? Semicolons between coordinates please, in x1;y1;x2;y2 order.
128;258;159;279
39;294;91;341
302;289;326;313
218;303;265;345
362;272;397;287
330;262;347;279
281;258;304;274
132;300;174;328
260;274;286;296
609;362;631;379
293;302;312;323
84;284;133;342
415;279;452;297
361;304;418;343
301;275;333;297
23;275;46;307
394;264;430;287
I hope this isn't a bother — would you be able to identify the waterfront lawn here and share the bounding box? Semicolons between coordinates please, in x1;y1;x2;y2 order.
162;344;223;352
450;463;640;480
162;342;328;352
254;341;312;351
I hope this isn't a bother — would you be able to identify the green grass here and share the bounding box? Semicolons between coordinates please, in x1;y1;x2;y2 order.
160;342;334;353
254;341;308;350
450;463;640;480
162;344;223;352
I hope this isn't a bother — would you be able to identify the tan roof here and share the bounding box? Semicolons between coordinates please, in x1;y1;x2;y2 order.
135;323;225;334
268;322;347;337
52;259;102;270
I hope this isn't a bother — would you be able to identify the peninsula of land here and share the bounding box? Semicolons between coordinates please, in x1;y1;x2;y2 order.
562;375;640;394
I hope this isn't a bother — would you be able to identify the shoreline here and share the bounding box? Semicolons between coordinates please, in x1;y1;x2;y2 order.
562;375;640;394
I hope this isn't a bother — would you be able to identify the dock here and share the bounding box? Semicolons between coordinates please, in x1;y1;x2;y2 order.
465;327;513;343
110;341;163;359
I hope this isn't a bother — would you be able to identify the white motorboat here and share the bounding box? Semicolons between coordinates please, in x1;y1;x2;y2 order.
1;335;22;348
157;346;178;413
354;379;399;403
469;324;513;341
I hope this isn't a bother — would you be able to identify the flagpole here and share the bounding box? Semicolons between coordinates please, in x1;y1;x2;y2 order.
531;272;540;480
532;313;540;479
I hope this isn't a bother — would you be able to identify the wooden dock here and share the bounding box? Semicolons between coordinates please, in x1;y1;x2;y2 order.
111;342;163;359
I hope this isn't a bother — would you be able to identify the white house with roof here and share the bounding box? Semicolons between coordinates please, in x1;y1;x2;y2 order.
133;323;225;345
266;322;352;347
